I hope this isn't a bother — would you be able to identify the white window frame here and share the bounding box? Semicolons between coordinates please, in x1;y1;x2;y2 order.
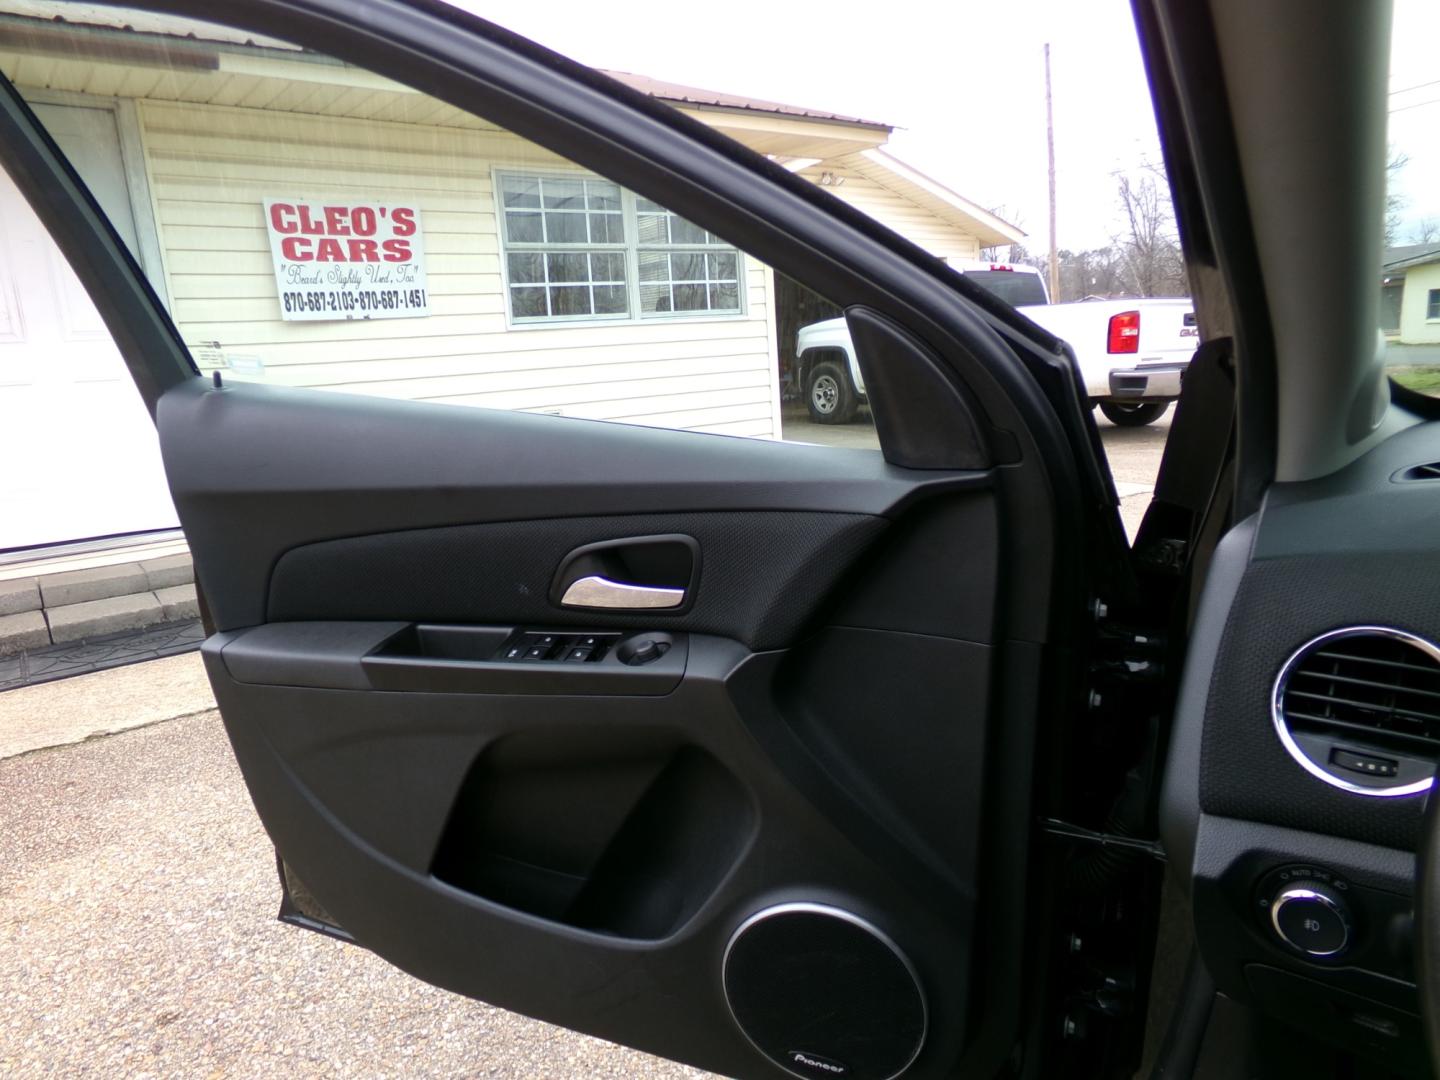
494;166;747;330
21;88;172;312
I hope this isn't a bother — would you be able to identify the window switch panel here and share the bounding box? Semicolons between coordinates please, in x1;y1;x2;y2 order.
496;630;617;663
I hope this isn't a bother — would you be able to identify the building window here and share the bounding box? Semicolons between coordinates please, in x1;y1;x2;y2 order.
501;175;628;321
636;197;740;314
499;172;742;324
1428;288;1440;321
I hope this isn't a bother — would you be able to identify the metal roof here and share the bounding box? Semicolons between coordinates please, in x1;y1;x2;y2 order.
1384;242;1440;271
601;70;891;130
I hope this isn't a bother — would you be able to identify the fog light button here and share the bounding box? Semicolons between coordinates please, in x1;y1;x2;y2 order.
1271;883;1351;958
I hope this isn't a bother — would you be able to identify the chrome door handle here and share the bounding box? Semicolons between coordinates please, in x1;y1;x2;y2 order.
559;575;686;610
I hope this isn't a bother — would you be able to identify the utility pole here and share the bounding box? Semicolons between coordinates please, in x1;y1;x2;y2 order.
1044;42;1059;302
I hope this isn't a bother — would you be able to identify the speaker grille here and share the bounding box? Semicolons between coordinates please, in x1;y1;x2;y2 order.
722;904;925;1080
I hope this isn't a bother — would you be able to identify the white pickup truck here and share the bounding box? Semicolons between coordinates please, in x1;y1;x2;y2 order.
795;261;1198;427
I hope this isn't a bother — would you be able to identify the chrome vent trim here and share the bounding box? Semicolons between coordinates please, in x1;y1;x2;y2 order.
1271;626;1440;797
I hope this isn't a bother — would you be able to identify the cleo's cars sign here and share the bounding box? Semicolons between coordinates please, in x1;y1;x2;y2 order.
263;199;429;321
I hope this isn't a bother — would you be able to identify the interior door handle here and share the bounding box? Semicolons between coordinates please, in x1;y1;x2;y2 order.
560;575;686;610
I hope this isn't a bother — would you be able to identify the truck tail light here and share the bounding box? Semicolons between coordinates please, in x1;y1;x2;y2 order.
1107;311;1140;354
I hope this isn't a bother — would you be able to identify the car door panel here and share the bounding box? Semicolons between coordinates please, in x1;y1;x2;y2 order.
154;340;1012;1077
163;364;1002;1073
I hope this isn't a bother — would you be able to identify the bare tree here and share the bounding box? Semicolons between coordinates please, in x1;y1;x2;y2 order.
1050;246;1126;301
1412;218;1439;245
1006;242;1043;270
1387;149;1410;247
979;206;1025;262
1112;172;1187;297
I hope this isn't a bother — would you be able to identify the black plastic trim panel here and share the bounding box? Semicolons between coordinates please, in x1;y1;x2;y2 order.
158;381;991;634
1181;422;1440;852
1188;814;1415;1012
215;623;691;695
264;511;888;651
204;631;982;1077
1161;515;1257;883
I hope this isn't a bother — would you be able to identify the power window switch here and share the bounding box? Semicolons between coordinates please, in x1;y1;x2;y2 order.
524;645;550;660
564;646;592;663
1331;748;1399;778
500;644;525;661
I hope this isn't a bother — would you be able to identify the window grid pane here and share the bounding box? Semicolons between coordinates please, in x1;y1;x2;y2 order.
501;172;739;323
636;249;741;315
505;176;624;245
508;247;628;321
633;203;726;246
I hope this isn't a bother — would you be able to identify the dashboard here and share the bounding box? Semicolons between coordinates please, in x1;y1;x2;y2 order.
1162;416;1440;1075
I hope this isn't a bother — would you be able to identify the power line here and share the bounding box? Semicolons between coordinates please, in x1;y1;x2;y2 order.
1390;97;1440;115
1390;78;1440;96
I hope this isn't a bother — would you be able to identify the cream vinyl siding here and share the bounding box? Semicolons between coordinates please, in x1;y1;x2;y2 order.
137;98;780;437
1399;263;1440;345
799;167;981;265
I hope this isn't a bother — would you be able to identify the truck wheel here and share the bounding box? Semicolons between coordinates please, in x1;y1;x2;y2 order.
806;360;859;424
1099;401;1169;427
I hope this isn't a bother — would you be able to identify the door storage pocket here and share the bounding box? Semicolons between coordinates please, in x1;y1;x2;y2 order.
431;732;754;940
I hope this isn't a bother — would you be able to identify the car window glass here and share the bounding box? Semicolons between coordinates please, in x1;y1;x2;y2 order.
0;3;887;449
1383;0;1440;397
0;0;1194;545
465;0;1193;538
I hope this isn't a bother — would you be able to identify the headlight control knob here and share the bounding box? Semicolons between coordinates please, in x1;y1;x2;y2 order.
1270;881;1352;958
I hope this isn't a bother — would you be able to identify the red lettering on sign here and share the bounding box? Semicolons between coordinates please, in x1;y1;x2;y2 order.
347;238;379;261
390;207;416;237
350;206;377;236
296;205;326;235
280;236;312;260
314;238;346;261
382;239;411;262
269;203;297;234
323;206;351;236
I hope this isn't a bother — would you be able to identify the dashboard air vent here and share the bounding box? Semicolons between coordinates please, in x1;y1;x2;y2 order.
1397;462;1440;482
1273;627;1440;796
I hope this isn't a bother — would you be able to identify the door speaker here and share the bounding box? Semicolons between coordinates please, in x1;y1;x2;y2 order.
722;903;926;1080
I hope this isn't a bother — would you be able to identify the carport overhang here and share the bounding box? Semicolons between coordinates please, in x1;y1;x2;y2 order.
674;106;891;161
847;148;1026;248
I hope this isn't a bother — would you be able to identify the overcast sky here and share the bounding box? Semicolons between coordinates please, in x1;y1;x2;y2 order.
450;0;1440;255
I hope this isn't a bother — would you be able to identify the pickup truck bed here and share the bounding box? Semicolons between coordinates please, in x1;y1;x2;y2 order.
795;290;1197;427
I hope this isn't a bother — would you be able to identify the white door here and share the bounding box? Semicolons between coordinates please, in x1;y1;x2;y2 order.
0;104;178;550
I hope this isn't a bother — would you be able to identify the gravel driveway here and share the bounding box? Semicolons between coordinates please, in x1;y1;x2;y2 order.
0;708;710;1079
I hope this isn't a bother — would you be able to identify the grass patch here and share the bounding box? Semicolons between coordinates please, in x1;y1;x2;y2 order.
1389;365;1440;396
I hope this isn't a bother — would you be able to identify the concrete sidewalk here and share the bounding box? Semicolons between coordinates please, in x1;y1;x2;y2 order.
0;650;214;760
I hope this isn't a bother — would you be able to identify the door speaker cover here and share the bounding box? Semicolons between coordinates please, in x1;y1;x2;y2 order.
722;903;926;1079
